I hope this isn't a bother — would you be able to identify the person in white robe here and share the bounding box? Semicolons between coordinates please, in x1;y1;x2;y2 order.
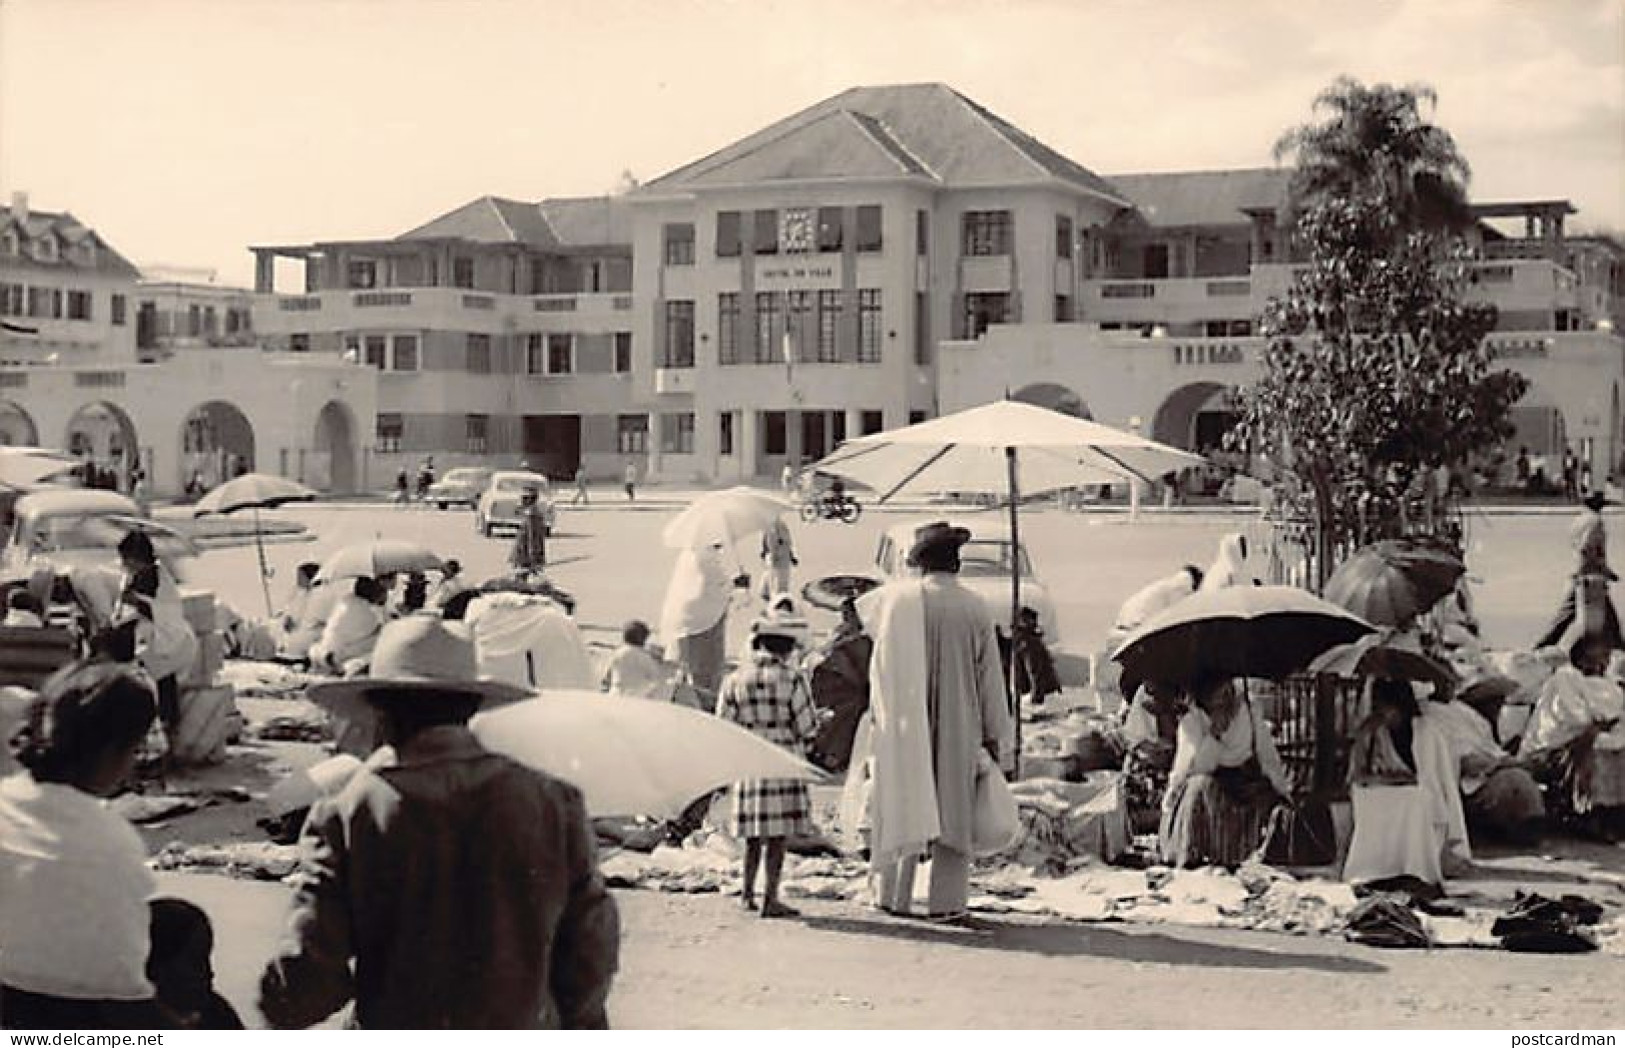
465;591;596;690
1345;679;1470;890
1199;533;1252;592
309;578;386;675
659;541;738;698
851;522;1013;921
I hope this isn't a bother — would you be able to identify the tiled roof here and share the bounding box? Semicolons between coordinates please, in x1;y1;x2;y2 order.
1103;168;1291;228
642;83;1129;203
398;195;630;251
0;206;142;278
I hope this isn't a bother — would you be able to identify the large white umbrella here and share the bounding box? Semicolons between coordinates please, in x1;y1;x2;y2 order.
193;473;317;616
810;398;1203;770
472;691;826;818
662;486;792;550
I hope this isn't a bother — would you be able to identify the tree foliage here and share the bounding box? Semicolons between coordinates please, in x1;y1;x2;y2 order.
1234;78;1528;578
1274;77;1474;239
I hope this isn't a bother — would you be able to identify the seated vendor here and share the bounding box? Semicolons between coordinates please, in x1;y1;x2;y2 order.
1520;637;1625;838
308;577;386;675
1345;678;1470;893
1159;678;1290;868
1120;679;1187;834
1430;690;1544;847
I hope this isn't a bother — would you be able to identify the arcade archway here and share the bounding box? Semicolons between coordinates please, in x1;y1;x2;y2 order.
180;400;256;490
0;400;38;446
1151;382;1240;453
64;401;139;487
1011;382;1093;420
313;401;359;494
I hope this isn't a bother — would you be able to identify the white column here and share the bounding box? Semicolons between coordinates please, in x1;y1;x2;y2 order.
845;406;865;443
740;409;760;480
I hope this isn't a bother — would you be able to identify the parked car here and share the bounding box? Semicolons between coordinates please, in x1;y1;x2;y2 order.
871;519;1061;645
425;466;492;510
1;487;198;584
474;471;556;538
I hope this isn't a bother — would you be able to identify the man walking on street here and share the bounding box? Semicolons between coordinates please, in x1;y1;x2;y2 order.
760;515;798;599
623;461;637;503
853;522;1013;922
572;466;589;506
1536;489;1624;650
259;617;620;1028
511;485;548;577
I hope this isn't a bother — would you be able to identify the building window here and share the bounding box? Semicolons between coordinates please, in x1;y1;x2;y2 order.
916;210;929;257
49;289;62;319
663;223;695;266
754;291;779;363
464;414;489;454
962;210;1012;256
909;410;928;425
107;293;124;326
347;259;378;289
715;211;742;258
452;257;474;289
547;333;573;374
377;414;403;453
616;415;648;454
718;292;741;365
392;334;419;371
289;333;311;353
187;305;202;337
861;410;883;435
857;289;882;363
719;412;734;456
364;335;388;369
613;331;632;373
1055;295;1074;323
855;205;883;253
1056;215;1073;260
66;290;92;321
817;207;843;252
786;290;812;363
0;283;17;316
816;290;841;363
467;333;492;373
663;300;695;367
763;411;787;456
963;292;1010;339
526;333;545;375
753;210;778;255
203;306;217;336
661;413;695;454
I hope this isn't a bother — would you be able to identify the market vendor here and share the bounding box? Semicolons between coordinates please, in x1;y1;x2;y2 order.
1159;678;1290;868
1519;637;1625;838
1429;692;1544;846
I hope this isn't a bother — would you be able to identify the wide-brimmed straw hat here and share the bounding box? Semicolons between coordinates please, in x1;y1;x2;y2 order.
907;521;971;565
308;616;530;708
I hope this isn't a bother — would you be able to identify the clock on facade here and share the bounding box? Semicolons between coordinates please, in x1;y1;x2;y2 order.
779;208;815;253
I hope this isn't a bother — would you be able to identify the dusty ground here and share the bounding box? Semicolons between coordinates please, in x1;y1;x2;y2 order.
161;873;1624;1029
139;496;1625;1029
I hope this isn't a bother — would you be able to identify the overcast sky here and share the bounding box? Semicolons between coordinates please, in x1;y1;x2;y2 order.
2;0;1620;286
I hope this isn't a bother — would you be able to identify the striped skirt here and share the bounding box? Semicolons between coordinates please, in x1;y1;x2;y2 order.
1159;761;1278;868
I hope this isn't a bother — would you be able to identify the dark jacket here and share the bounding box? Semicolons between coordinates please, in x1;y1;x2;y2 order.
259;726;619;1029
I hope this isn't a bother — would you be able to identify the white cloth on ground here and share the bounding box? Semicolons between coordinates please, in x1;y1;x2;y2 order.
0;774;156;1000
466;592;595;689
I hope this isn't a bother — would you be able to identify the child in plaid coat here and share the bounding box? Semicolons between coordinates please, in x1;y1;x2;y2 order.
715;614;820;918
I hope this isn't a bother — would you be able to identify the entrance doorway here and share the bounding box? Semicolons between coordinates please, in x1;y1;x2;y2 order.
522;415;581;479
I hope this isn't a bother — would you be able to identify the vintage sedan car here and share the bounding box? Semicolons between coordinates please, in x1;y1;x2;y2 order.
1;487;198;583
425;466;492;510
871;519;1061;645
474;471;556;538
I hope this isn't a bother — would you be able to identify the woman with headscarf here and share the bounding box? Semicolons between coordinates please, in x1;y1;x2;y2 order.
659;541;739;700
1345;678;1470;891
1199;533;1252;593
1159;677;1290;868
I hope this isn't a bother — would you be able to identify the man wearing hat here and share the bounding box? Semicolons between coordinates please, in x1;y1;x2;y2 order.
854;522;1013;922
1536;489;1624;651
259;616;620;1029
